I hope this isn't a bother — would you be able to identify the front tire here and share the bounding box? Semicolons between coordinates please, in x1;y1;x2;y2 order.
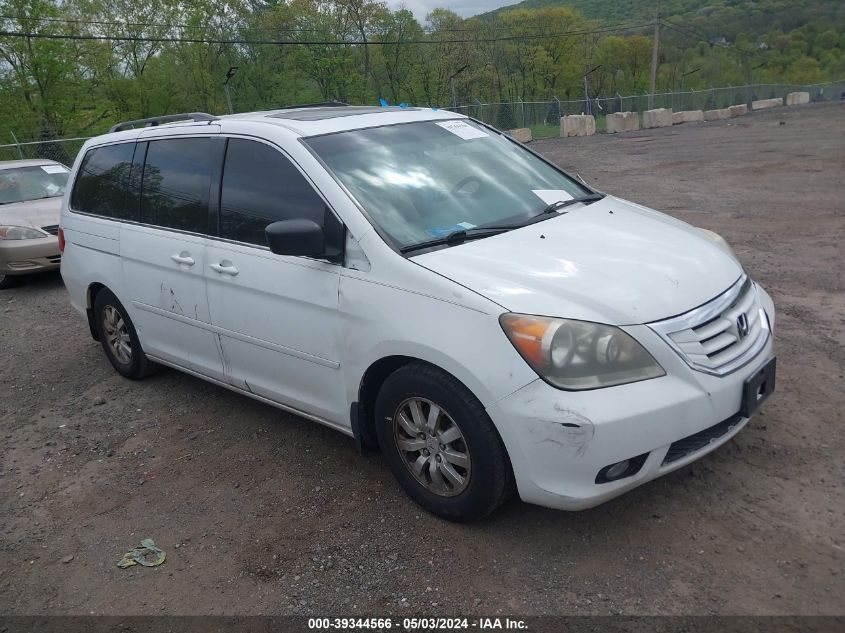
0;273;17;290
375;362;514;522
93;288;157;379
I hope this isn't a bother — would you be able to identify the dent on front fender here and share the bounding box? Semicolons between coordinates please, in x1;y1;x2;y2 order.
526;405;595;457
503;386;596;458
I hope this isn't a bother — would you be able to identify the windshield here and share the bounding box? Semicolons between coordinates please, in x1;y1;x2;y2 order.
305;120;590;249
0;165;70;205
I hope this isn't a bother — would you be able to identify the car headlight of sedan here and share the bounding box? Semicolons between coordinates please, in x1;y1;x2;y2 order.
0;226;48;240
500;313;665;390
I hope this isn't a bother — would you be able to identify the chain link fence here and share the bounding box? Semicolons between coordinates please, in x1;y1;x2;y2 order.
2;79;843;156
0;136;90;167
450;79;845;138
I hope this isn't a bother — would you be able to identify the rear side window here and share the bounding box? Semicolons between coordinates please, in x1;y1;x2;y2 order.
141;138;212;233
70;143;134;218
219;138;329;246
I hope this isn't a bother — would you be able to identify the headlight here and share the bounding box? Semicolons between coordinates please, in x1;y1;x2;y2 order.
697;228;738;261
0;226;47;240
500;313;665;390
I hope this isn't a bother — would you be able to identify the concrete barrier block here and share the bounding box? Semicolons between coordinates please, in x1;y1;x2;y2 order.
728;104;747;117
704;108;731;121
752;97;783;110
507;127;533;142
673;110;704;124
560;114;596;137
605;111;639;133
642;108;673;128
785;91;810;106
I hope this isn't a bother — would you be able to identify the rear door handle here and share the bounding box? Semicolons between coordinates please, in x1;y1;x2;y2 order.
209;261;239;276
171;252;195;266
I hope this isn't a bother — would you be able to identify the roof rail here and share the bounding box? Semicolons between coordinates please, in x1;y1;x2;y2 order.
109;112;219;133
273;101;349;110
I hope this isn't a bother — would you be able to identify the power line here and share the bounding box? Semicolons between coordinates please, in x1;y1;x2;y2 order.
0;21;654;46
0;13;326;33
660;19;772;65
0;12;651;36
659;19;709;44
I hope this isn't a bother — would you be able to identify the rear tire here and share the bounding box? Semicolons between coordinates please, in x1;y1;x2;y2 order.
375;362;514;522
93;288;158;379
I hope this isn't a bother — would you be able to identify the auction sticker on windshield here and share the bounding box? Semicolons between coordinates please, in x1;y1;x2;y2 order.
41;165;68;174
532;189;575;204
435;120;488;140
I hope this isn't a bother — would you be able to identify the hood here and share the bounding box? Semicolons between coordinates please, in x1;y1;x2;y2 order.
412;196;742;325
0;196;62;230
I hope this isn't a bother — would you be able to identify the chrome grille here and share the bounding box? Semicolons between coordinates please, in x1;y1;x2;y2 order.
649;275;770;376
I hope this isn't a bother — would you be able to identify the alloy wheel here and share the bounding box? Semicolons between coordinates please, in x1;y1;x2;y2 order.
102;305;132;364
393;397;471;497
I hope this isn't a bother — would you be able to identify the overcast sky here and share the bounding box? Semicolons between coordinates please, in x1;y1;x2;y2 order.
389;0;516;21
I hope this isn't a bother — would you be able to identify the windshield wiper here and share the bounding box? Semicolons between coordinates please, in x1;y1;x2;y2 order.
531;192;606;219
400;226;513;254
400;192;606;255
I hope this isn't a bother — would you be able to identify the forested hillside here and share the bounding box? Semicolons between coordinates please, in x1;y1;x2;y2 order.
0;0;843;142
486;0;713;22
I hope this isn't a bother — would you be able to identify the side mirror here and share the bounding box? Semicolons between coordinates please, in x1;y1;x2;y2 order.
265;219;325;257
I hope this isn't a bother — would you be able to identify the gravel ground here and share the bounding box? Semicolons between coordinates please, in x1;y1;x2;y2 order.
1;101;843;617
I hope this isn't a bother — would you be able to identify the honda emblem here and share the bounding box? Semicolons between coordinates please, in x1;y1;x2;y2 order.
736;313;749;339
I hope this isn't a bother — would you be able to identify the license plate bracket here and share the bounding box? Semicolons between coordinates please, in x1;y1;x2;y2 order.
741;357;776;417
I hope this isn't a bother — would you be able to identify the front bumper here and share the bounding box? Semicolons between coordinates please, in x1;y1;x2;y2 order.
0;236;61;275
487;286;776;511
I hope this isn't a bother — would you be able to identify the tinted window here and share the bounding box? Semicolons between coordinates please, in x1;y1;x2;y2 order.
71;143;134;218
141;138;212;233
220;139;328;246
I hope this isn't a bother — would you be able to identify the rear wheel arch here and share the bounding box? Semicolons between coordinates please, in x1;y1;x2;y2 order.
85;282;107;340
92;287;158;379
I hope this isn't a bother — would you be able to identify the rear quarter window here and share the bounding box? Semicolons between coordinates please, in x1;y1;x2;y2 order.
70;143;135;218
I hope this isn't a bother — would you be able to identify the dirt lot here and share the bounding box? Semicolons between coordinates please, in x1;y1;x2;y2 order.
1;101;843;617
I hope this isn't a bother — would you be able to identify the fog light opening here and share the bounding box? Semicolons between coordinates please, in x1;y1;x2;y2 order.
595;452;649;484
606;460;630;480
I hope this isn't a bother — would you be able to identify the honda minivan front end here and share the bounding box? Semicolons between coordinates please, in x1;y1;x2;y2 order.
306;116;776;513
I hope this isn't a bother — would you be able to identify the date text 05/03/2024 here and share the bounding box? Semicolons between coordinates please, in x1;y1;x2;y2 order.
307;617;528;630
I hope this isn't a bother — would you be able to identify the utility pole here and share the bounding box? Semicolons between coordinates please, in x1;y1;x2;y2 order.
648;0;660;109
583;74;590;115
583;65;602;116
449;65;469;109
223;66;238;115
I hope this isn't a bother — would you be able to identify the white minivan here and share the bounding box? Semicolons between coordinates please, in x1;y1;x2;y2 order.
60;105;776;521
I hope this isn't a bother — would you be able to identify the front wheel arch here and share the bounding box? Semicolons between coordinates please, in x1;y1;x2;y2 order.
373;360;516;520
355;355;511;455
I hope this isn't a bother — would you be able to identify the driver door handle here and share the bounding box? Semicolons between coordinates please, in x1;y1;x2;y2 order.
209;261;239;276
170;252;195;266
